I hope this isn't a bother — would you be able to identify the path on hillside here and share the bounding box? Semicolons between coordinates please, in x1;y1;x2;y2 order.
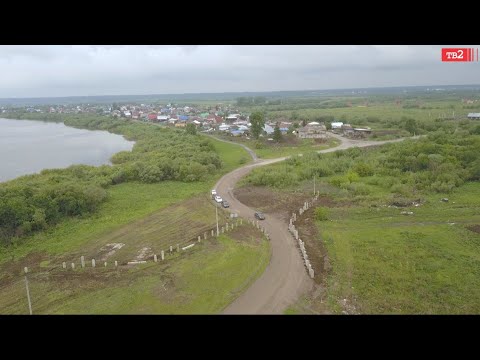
213;133;421;314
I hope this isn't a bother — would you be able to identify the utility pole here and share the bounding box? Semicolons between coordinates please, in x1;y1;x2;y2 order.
24;267;32;315
314;175;316;196
216;205;219;236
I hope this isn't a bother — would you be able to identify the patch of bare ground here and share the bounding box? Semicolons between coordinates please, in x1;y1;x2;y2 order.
234;186;313;222
467;225;480;234
227;224;265;245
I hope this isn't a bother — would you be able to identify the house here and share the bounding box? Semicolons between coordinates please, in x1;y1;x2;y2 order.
219;124;230;131
341;124;354;136
226;114;240;122
157;115;169;122
263;124;275;135
297;123;327;139
148;113;157;121
352;127;372;138
331;122;344;130
468;113;480;119
230;130;245;137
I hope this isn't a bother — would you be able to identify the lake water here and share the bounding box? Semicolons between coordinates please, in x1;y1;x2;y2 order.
0;118;135;182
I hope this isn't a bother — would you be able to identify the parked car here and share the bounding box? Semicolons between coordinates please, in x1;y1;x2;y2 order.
211;189;217;199
254;212;265;220
222;200;230;208
214;195;223;203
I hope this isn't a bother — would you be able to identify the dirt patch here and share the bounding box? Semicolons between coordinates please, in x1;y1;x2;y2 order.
135;247;153;261
295;208;331;286
0;251;48;281
467;225;480;234
234;186;313;222
98;243;125;261
228;224;265;244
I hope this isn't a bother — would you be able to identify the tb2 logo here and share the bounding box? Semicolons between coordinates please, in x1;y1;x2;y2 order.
442;48;478;62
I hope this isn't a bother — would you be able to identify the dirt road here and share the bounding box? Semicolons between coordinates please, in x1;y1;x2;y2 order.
214;134;420;314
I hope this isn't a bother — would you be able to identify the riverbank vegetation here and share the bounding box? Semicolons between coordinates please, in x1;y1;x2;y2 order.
0;114;243;246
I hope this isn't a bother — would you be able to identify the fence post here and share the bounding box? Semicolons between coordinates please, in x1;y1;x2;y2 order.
161;250;165;261
176;244;180;252
62;262;66;269
115;261;118;268
81;256;85;268
92;259;96;268
71;263;75;270
198;236;201;243
154;254;158;262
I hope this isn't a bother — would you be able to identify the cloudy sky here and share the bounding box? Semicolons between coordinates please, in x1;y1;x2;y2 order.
0;45;479;98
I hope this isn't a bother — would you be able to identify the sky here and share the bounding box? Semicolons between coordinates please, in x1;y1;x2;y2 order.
0;45;479;98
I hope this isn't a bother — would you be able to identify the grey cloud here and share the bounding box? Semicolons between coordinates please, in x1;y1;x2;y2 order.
0;45;479;98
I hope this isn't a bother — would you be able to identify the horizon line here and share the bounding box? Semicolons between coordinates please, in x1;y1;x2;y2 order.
1;83;480;101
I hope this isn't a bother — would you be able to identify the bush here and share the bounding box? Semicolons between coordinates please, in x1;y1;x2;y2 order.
315;207;329;221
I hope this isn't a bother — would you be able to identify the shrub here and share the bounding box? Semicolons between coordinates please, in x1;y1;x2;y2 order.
315;207;329;221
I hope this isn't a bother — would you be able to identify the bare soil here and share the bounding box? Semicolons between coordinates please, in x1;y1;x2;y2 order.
467;225;480;234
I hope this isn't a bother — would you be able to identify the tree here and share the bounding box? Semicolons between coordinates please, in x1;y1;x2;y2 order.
250;111;265;139
404;118;418;135
185;123;197;135
273;124;283;142
302;119;307;127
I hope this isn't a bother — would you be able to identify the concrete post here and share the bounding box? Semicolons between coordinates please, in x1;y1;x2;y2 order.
170;245;173;252
104;262;107;267
161;250;165;261
71;263;75;270
81;256;85;268
240;218;243;225
176;244;180;252
92;259;96;268
309;268;314;278
211;230;214;237
198;236;201;243
154;254;158;262
63;262;66;269
204;232;207;240
115;261;118;267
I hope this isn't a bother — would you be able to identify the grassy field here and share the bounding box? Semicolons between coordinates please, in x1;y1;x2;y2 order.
317;182;480;314
0;225;270;314
212;133;340;159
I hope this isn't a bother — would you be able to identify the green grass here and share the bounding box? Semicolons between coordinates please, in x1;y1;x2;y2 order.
255;138;340;159
0;229;270;314
209;136;252;169
319;182;480;314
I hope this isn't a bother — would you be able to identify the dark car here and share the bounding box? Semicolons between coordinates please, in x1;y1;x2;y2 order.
222;201;230;208
254;212;265;220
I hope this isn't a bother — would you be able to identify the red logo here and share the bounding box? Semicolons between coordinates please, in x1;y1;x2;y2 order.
442;48;478;62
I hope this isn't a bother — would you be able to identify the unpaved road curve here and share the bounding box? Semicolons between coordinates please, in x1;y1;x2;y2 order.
214;134;421;314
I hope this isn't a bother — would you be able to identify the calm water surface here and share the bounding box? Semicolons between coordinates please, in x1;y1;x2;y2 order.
0;118;135;182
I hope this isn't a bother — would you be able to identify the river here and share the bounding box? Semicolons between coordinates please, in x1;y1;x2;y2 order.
0;118;135;182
